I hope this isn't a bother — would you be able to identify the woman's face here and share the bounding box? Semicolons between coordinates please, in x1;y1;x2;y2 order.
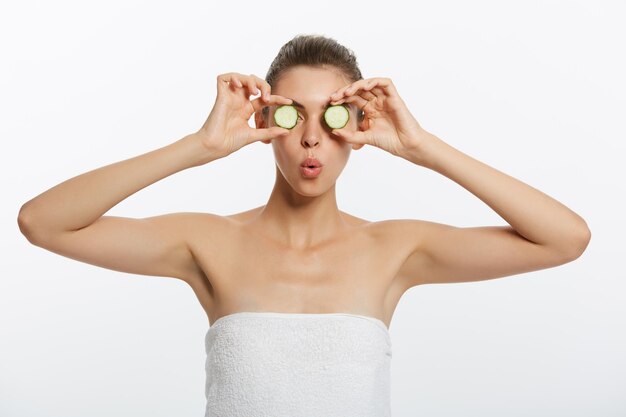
256;65;364;195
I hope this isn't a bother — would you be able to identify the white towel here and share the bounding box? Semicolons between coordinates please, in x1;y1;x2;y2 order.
204;311;392;417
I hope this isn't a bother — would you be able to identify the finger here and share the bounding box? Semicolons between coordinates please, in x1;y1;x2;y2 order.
345;80;380;101
330;94;370;114
331;92;373;107
331;127;370;146
244;78;260;97
251;94;293;113
369;85;390;99
231;73;257;96
243;74;268;99
227;74;244;93
359;90;378;102
331;93;375;119
329;83;353;100
366;77;398;98
217;73;242;93
360;81;382;100
273;95;293;105
343;79;371;96
332;77;397;100
248;126;290;144
330;78;371;99
228;73;244;87
251;74;272;102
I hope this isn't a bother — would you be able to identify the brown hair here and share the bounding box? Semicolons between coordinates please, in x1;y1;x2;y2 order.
262;34;365;122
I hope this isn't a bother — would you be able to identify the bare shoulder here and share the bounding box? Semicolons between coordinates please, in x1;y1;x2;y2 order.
361;217;428;243
169;211;230;232
181;211;234;241
385;216;583;287
215;206;422;243
223;206;373;227
338;215;426;254
340;211;373;228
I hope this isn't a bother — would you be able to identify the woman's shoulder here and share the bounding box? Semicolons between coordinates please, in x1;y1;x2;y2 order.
225;207;380;225
220;206;371;225
218;206;423;234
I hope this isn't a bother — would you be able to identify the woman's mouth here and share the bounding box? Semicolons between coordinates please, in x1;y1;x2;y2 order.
300;166;323;178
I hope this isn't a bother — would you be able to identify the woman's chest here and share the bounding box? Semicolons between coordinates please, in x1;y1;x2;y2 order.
188;218;413;326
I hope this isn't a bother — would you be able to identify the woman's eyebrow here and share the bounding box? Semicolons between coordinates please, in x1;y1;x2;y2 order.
289;98;356;112
289;99;323;110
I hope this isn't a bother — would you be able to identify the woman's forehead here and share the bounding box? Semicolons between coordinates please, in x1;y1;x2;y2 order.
274;70;350;97
286;97;357;113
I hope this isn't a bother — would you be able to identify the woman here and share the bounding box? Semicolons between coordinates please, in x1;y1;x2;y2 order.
18;34;591;417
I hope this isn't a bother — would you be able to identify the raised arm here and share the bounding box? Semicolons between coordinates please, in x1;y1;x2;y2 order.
326;76;591;288
17;72;293;282
396;133;591;288
17;133;218;281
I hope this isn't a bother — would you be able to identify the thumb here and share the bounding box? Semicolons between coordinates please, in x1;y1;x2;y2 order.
332;128;369;145
249;126;290;143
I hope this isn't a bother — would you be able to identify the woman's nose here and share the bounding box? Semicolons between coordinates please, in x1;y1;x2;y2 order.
301;119;327;148
302;136;320;148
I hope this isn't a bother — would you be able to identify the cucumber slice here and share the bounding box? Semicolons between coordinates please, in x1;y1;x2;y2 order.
273;105;298;129
324;105;349;129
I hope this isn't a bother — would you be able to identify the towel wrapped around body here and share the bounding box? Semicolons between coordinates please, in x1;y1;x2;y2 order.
204;311;393;417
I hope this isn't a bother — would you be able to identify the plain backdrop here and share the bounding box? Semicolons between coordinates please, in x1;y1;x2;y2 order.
2;1;624;416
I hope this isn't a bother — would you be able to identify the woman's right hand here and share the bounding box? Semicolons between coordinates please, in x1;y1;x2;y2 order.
194;72;293;161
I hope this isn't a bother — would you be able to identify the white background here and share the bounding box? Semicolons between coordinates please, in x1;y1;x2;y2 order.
2;1;624;416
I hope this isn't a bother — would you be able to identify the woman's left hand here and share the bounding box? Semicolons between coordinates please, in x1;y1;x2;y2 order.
329;77;432;160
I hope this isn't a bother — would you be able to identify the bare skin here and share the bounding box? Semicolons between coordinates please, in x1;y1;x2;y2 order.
186;67;423;329
18;67;591;333
184;206;412;330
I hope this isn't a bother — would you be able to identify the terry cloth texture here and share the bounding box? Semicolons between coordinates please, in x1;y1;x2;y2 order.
204;311;392;417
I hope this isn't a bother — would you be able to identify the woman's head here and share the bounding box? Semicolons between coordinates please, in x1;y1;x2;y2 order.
260;34;365;134
255;34;366;196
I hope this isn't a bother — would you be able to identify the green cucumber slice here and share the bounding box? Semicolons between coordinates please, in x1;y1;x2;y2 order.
324;105;349;129
273;105;298;129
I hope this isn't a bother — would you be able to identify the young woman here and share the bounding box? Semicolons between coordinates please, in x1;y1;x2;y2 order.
18;34;591;417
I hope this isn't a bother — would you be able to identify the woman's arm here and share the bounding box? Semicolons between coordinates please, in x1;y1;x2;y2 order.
18;133;211;239
329;77;590;288
17;73;291;282
16;133;221;282
393;131;591;288
329;76;590;252
413;133;591;254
